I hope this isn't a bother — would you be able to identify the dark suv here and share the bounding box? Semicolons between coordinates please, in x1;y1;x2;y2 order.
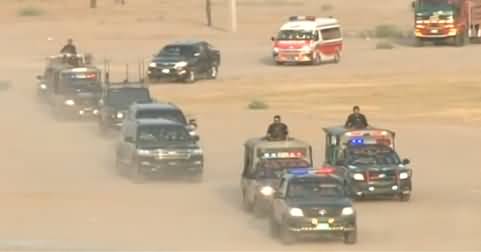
97;83;152;134
115;118;203;183
147;40;221;83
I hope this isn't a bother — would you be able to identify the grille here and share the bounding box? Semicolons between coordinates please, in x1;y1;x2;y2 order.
367;170;396;182
303;207;341;218
156;63;175;68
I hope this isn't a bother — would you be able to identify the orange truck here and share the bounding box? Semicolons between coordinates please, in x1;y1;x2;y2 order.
413;0;481;46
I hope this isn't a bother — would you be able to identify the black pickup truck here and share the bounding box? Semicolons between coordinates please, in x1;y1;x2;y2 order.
147;40;221;83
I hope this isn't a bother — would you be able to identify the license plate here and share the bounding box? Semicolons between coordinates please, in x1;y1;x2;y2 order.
161;69;170;74
431;29;438;33
288;56;295;61
317;223;330;230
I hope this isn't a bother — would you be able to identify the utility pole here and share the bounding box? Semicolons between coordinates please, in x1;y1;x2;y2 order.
206;0;212;27
229;0;237;32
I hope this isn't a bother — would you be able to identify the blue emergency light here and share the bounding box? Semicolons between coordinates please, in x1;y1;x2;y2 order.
350;138;364;145
287;167;310;176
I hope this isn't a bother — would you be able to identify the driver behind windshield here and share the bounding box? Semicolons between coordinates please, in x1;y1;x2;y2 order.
255;158;310;179
137;125;191;148
345;146;400;166
287;181;343;198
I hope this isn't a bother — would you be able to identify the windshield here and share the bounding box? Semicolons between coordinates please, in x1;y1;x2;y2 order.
136;109;187;124
287;180;343;198
346;146;401;166
137;125;191;148
255;158;310;179
105;88;151;109
416;0;456;13
59;73;101;93
277;30;314;40
159;45;196;58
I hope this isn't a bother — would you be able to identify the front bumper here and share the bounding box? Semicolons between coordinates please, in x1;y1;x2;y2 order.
56;104;99;118
137;156;203;177
147;67;188;80
351;179;412;197
415;27;457;39
286;216;356;233
273;51;313;63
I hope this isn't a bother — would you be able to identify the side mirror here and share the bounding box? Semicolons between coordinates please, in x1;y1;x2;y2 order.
271;36;276;41
36;75;43;80
273;191;283;199
124;136;134;143
192;135;200;142
402;158;410;165
188;119;198;128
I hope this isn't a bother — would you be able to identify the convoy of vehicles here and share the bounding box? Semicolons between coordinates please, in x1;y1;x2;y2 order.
412;0;481;46
241;137;313;217
147;40;221;83
269;167;357;245
271;16;343;65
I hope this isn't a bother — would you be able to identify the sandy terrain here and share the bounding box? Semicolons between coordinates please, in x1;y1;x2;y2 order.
0;0;480;250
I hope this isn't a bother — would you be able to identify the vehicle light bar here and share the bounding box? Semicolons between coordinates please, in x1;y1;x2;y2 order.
289;16;316;21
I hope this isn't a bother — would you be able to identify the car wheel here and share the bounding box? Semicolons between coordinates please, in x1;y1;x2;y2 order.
269;216;280;238
208;66;218;79
280;223;296;245
253;198;267;218
242;191;254;212
333;51;341;64
312;52;321;65
184;70;196;83
344;230;357;244
400;193;411;202
128;164;146;184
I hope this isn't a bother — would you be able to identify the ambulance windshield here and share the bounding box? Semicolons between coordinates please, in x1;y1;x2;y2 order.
277;30;314;40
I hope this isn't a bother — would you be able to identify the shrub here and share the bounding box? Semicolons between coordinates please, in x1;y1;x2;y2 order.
321;3;334;12
248;99;269;110
17;6;44;17
374;24;403;38
0;81;10;91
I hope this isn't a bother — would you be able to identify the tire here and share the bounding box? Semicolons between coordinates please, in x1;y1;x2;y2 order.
333;51;341;64
280;223;296;245
242;191;254;212
269;216;280;238
312;52;321;65
208;65;218;79
128;164;146;184
253;199;267;218
400;193;411;202
415;38;424;47
184;70;196;83
344;230;357;244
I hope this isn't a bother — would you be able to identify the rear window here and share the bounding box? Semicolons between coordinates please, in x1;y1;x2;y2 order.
321;27;341;41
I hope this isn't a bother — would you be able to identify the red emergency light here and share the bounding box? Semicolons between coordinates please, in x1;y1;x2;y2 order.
316;166;336;175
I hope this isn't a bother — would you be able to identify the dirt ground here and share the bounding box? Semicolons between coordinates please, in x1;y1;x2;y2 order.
0;0;480;251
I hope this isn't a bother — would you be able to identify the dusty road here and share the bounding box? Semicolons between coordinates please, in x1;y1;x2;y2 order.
0;0;480;250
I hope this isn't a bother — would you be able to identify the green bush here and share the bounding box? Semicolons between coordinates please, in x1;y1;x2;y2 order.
17;7;45;17
374;24;403;38
0;80;10;91
248;99;269;110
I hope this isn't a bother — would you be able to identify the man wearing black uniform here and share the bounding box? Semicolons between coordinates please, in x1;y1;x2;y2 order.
60;39;77;55
266;115;288;140
344;105;368;129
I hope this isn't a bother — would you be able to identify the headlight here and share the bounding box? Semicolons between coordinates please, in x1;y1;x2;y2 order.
174;61;188;69
301;45;311;53
192;148;203;155
289;208;304;217
352;173;365;181
399;172;409;180
116;112;124;119
273;47;279;53
137;149;152;156
260;186;274;196
149;62;157;67
64;99;75;106
39;83;47;90
341;207;354;216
